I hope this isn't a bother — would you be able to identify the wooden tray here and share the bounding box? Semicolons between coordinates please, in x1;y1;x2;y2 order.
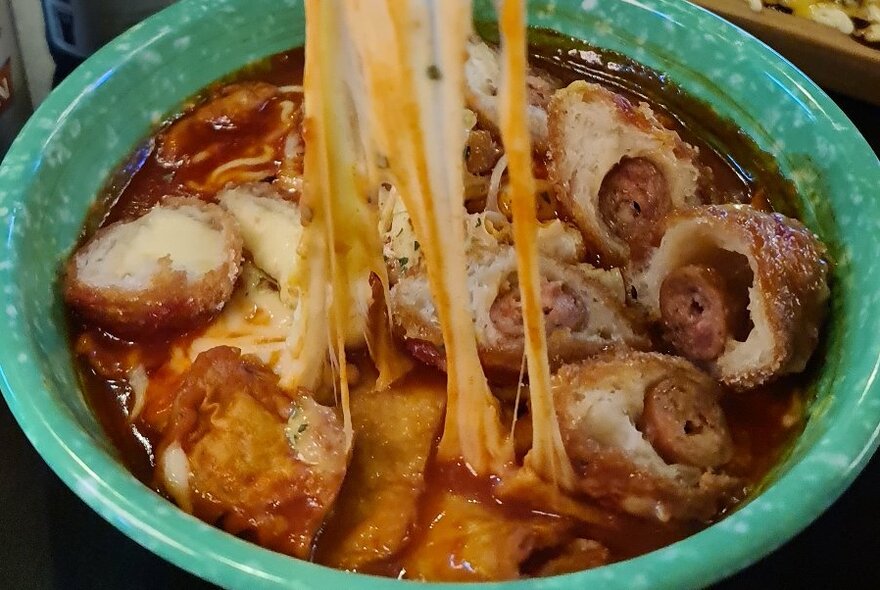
692;0;880;105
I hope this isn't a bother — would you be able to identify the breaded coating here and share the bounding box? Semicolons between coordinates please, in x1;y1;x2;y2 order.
390;213;648;376
554;351;739;522
465;38;559;149
547;81;701;266
632;204;830;390
64;197;243;337
156;346;348;558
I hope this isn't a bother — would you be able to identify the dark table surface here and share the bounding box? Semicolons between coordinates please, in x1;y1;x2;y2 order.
1;90;878;589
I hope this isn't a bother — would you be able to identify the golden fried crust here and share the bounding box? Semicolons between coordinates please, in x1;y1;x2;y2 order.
636;204;830;390
64;197;243;338
464;38;559;150
391;256;649;378
547;81;701;267
157;346;348;559
553;351;740;522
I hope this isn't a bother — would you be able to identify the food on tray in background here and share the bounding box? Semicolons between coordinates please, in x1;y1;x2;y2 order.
745;0;880;46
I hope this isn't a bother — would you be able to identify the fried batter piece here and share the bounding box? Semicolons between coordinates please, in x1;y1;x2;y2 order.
554;351;739;522
64;197;243;337
155;346;348;558
390;213;648;375
632;205;830;390
547;81;701;266
318;372;446;570
465;38;559;149
401;491;574;581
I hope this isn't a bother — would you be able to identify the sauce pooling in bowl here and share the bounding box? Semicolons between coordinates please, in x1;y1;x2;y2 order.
65;28;826;581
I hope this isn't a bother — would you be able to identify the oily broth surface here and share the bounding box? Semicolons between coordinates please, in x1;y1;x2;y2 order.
68;35;811;578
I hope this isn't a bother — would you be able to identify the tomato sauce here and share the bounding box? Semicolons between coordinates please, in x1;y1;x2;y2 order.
66;32;814;579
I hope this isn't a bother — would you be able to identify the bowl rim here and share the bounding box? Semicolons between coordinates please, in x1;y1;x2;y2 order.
1;0;879;588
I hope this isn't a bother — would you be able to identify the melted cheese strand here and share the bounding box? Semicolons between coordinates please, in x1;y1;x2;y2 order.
342;0;511;474
298;0;398;445
496;0;574;488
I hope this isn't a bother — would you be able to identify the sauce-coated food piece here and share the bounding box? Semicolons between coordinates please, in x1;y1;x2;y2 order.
158;82;279;167
318;373;446;570
156;346;348;558
548;80;701;266
401;491;574;581
64;197;243;337
391;213;648;376
554;351;738;522
465;38;560;149
634;205;829;390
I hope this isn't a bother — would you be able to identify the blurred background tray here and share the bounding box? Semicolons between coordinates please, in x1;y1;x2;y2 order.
693;0;880;105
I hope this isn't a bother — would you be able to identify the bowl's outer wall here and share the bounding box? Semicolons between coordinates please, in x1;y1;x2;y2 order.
0;0;878;589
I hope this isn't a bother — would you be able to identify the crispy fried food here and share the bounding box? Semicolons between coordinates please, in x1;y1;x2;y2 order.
64;197;242;337
155;346;348;558
547;81;701;266
554;351;738;522
633;205;830;390
318;372;446;570
390;217;648;375
465;38;559;149
401;491;572;581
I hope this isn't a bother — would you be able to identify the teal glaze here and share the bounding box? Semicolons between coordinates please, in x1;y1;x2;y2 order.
0;0;878;588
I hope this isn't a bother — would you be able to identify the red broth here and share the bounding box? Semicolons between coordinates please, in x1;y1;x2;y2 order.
67;34;813;580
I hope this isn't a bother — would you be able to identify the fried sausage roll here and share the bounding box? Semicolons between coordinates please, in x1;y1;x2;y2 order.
465;38;559;149
632;205;830;390
156;346;349;558
64;197;243;337
554;351;738;522
547;81;701;266
390;214;648;375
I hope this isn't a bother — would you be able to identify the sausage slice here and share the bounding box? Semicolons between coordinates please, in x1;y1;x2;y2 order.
598;157;670;256
642;374;733;468
489;278;589;338
659;264;733;361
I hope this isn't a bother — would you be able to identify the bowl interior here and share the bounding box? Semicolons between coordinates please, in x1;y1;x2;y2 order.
1;0;878;589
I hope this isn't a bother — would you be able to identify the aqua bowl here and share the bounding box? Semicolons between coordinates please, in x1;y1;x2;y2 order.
1;0;878;588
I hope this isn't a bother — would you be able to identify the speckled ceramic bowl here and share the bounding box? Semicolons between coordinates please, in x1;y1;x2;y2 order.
0;0;878;588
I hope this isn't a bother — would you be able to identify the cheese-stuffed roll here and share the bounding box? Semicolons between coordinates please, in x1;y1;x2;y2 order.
547;81;701;266
64;196;243;337
633;205;829;390
554;351;738;522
